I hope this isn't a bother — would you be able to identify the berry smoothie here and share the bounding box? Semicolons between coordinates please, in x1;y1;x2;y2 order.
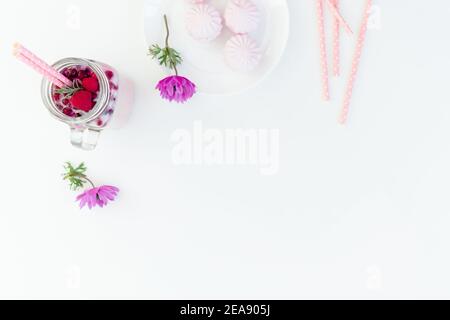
51;64;119;129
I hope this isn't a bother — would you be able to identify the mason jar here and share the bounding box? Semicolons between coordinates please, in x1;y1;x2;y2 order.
41;57;132;150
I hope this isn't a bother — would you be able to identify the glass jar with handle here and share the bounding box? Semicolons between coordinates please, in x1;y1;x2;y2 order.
41;57;131;150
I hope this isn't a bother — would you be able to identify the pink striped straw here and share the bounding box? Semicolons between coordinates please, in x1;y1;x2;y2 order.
14;51;66;88
332;0;340;76
316;0;330;101
339;0;372;124
13;43;72;87
325;0;353;36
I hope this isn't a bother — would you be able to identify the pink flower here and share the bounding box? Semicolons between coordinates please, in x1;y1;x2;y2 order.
156;75;196;103
76;185;119;209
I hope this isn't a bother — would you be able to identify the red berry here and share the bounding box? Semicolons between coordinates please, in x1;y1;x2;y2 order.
62;69;71;78
70;90;94;112
53;93;61;101
105;70;114;79
82;77;99;92
96;119;103;126
62;99;69;105
62;108;75;117
77;70;86;79
84;69;94;79
66;68;78;80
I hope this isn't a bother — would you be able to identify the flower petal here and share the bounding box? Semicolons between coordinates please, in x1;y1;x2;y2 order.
156;75;196;103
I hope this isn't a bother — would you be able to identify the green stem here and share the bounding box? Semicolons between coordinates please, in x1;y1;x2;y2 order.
81;176;96;188
163;14;179;76
164;14;170;49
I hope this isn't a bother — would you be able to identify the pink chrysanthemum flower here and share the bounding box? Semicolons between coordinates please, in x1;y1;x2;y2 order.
149;15;197;103
76;185;119;210
156;75;196;103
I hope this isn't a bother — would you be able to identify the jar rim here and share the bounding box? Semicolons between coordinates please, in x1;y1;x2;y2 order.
41;58;111;126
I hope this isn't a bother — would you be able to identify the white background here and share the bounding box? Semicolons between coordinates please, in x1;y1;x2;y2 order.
1;0;450;299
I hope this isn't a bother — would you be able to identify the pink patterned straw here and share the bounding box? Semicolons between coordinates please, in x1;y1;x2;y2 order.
316;0;330;101
14;50;66;88
332;0;340;76
339;0;372;124
325;0;353;36
13;43;72;87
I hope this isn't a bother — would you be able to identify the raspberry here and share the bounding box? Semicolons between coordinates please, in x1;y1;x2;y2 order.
82;77;99;92
70;90;94;112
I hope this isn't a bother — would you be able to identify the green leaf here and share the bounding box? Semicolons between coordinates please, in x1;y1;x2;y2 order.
148;44;182;70
148;44;162;59
63;162;88;191
55;80;83;99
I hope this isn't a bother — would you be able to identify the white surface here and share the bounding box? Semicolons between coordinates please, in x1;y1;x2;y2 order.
1;0;450;299
144;0;289;94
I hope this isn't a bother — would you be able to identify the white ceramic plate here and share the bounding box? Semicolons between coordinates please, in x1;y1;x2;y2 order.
144;0;290;95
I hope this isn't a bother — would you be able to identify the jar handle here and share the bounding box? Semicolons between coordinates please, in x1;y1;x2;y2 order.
70;127;101;151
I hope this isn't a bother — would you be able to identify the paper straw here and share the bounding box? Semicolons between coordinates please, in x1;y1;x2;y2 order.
14;51;66;88
332;0;340;76
325;0;353;36
13;43;72;87
316;0;329;101
339;0;372;124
